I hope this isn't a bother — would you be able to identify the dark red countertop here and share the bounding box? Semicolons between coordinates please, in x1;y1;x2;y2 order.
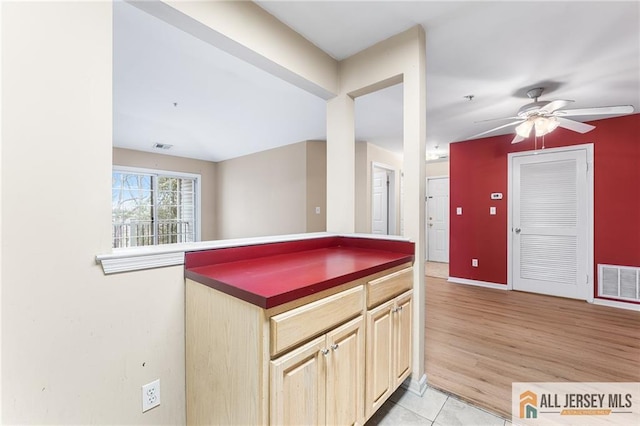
184;236;414;309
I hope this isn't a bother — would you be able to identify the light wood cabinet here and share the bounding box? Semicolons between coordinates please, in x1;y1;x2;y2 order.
271;316;365;426
270;285;364;357
186;263;413;426
325;316;365;426
365;289;413;420
270;335;327;426
393;290;413;388
365;299;394;417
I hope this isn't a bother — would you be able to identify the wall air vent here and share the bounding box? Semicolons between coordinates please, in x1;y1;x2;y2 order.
598;264;640;302
153;143;173;150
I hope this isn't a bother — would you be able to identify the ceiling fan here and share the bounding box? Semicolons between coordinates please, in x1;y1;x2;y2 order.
469;87;635;144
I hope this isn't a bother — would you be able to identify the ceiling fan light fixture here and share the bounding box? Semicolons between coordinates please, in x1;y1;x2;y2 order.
468;86;632;143
515;119;534;138
534;116;560;137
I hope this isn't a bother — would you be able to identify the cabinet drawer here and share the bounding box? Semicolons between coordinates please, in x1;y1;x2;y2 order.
270;285;364;357
367;267;413;309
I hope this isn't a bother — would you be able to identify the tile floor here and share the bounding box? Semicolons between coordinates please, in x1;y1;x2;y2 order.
366;386;511;426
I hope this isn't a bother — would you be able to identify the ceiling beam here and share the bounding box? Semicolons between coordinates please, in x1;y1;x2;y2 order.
128;0;339;99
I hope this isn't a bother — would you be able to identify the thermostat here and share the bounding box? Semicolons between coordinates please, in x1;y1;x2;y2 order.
490;193;503;200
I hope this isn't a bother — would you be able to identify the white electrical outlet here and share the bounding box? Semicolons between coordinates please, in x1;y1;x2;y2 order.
472;259;478;267
142;379;161;412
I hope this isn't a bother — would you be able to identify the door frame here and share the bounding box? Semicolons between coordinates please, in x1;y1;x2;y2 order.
507;143;594;302
371;162;397;235
426;175;449;261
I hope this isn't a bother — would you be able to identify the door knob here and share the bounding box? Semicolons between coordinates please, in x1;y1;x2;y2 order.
515;228;521;234
429;223;433;227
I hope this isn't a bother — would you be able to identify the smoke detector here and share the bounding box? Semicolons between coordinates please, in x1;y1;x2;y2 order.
153;143;173;150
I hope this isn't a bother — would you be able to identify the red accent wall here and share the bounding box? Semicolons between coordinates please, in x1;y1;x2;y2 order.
449;114;640;301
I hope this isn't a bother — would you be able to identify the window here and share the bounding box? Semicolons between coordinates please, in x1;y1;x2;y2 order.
112;167;200;248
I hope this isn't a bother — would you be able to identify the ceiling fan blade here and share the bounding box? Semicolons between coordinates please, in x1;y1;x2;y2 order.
474;116;519;123
556;105;634;117
466;120;524;140
556;117;596;133
511;134;525;144
539;99;574;114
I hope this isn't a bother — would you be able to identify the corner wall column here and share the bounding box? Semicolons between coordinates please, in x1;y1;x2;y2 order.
402;27;427;396
326;94;356;233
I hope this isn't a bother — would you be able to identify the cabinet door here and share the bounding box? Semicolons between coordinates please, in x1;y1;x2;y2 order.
326;316;365;426
365;299;394;419
393;290;413;387
271;335;326;426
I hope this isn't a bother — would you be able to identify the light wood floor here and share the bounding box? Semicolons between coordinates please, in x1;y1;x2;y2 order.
424;276;640;418
425;261;448;280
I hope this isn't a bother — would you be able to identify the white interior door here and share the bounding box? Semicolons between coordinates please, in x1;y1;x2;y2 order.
512;149;589;300
372;168;389;234
426;177;449;262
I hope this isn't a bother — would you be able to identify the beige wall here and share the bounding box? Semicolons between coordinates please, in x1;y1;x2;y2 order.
355;142;403;234
326;26;427;392
2;2;183;424
114;143;326;241
216;141;326;239
305;141;327;232
113;148;218;240
1;1;335;424
426;160;449;177
355;143;368;233
1;1;426;423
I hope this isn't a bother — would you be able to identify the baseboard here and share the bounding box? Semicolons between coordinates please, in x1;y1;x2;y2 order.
401;373;427;396
593;298;640;312
447;277;508;290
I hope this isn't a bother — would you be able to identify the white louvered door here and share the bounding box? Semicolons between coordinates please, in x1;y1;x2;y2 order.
512;149;588;300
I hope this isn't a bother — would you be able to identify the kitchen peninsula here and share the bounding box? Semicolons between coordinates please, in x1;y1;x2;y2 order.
184;235;415;425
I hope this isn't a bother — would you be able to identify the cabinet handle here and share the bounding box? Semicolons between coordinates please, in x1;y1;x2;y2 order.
331;343;339;351
320;348;330;356
393;306;404;313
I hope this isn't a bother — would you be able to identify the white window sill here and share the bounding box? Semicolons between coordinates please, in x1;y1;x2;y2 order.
95;232;411;274
96;232;330;274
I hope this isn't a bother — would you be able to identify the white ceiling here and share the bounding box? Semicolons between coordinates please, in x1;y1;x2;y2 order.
114;1;639;162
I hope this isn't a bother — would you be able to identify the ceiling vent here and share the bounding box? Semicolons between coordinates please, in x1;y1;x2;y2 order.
153;143;173;150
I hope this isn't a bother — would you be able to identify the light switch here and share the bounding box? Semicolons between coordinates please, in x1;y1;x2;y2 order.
456;207;462;215
490;206;496;215
315;207;321;215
